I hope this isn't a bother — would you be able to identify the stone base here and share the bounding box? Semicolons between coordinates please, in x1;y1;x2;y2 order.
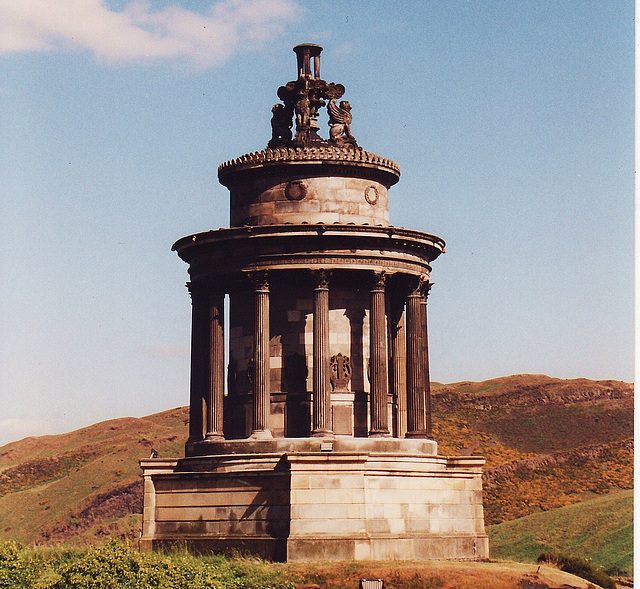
140;438;489;562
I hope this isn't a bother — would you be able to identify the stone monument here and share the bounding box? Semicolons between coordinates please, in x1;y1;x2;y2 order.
140;44;489;562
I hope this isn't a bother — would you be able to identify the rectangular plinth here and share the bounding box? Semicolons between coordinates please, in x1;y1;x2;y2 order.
140;442;489;562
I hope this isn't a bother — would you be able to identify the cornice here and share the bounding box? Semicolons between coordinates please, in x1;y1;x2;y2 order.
218;146;400;181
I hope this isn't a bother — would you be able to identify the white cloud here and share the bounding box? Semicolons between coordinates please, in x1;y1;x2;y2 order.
0;0;302;68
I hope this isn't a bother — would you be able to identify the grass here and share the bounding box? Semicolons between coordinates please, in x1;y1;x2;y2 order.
488;489;633;576
537;552;616;589
0;540;604;589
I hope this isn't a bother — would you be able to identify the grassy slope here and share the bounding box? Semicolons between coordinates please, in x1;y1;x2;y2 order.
0;408;187;544
431;376;633;525
488;489;633;575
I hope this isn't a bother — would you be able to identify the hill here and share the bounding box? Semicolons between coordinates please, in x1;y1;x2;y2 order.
431;374;633;524
0;408;188;545
488;489;634;576
0;374;632;558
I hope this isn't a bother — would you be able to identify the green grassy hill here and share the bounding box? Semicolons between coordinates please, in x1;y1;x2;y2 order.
488;489;633;576
0;374;633;565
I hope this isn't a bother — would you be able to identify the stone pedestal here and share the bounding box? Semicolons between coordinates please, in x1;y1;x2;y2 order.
140;438;488;562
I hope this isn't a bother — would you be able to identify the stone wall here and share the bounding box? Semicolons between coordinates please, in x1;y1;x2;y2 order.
140;439;489;562
229;175;390;227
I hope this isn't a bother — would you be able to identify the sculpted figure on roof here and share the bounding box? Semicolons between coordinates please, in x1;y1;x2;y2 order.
267;44;357;149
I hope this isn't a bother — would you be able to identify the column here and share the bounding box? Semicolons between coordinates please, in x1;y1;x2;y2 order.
250;271;272;438
369;271;390;436
389;291;407;437
406;275;428;438
187;281;207;443
421;282;433;438
312;270;332;436
205;291;225;440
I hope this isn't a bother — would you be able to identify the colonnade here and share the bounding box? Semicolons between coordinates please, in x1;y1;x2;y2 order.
186;269;433;444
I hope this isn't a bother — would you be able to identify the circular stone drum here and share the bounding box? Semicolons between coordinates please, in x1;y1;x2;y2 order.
218;146;400;227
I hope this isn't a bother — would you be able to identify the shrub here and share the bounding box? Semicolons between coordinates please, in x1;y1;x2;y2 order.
0;541;299;589
537;552;616;589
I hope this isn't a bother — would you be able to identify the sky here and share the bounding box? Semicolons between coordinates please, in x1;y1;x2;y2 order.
0;0;633;446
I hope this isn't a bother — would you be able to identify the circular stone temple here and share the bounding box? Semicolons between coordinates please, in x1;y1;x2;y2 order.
141;44;488;562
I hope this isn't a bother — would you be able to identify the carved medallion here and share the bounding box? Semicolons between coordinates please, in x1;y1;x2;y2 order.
364;185;379;205
285;180;308;201
330;353;352;391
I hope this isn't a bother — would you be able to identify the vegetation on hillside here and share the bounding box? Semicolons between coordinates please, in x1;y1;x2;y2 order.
482;440;632;524
430;376;633;527
0;409;187;546
488;489;633;576
0;539;296;589
537;552;616;589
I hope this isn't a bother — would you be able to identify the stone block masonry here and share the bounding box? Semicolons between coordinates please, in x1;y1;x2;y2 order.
140;438;488;562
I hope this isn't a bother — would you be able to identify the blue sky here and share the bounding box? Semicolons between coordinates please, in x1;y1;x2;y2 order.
0;0;633;445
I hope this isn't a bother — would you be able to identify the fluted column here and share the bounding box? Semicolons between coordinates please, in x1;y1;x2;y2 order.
312;269;332;436
406;275;428;438
389;291;407;437
205;291;225;440
187;281;207;443
369;271;390;436
250;271;272;439
421;282;433;438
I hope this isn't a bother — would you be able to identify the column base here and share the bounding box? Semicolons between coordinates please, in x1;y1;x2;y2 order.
368;429;391;437
405;430;431;439
311;429;334;438
250;430;274;440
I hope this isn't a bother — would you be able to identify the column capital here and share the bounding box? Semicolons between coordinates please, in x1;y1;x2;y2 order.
248;270;269;292
186;280;206;299
370;270;387;292
311;268;332;290
407;274;429;297
421;280;433;300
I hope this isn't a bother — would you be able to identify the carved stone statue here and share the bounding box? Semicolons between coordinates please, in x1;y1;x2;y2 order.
268;103;293;148
294;85;311;146
328;99;357;147
267;45;356;149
